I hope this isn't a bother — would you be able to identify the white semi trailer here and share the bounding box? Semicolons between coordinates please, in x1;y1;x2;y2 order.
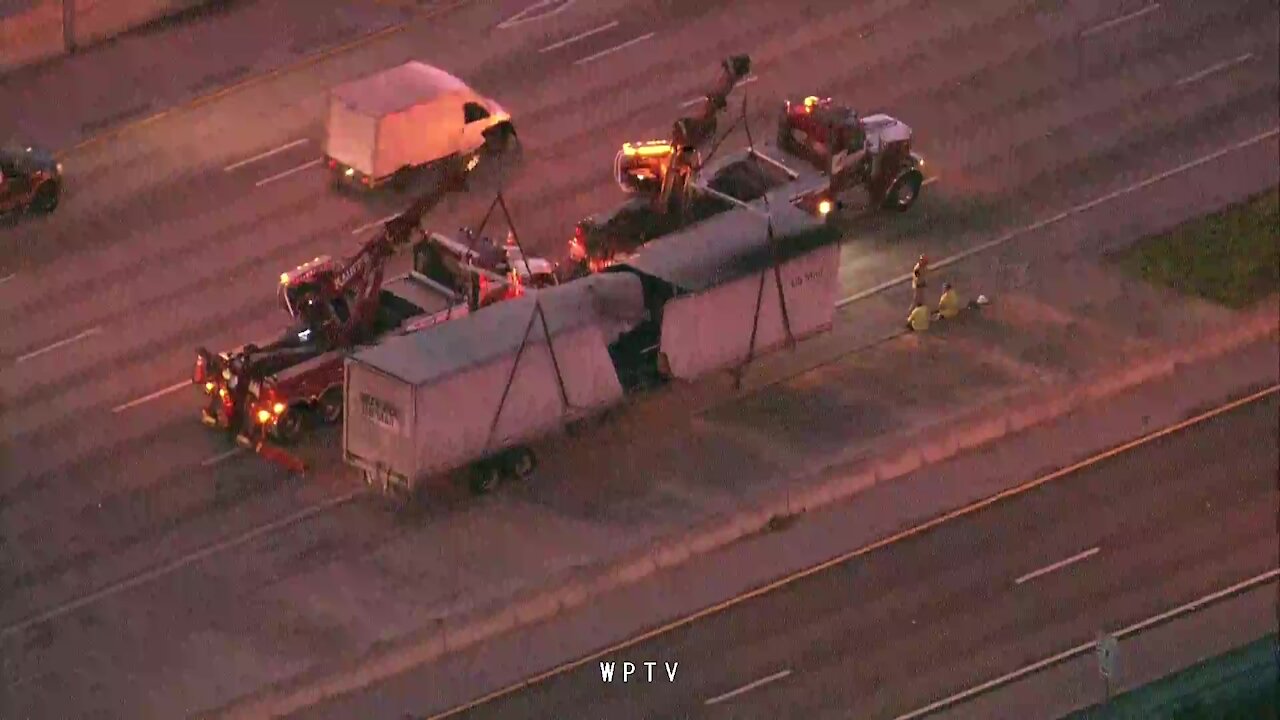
344;200;840;500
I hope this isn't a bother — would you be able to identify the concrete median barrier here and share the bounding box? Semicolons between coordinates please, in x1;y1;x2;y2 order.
442;605;517;654
208;308;1278;720
874;447;925;483
952;414;1011;452
652;538;693;570
512;590;563;627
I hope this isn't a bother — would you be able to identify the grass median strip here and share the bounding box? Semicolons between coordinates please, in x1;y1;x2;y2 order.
1113;188;1279;308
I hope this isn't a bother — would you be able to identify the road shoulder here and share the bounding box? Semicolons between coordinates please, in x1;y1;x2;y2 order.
270;331;1278;719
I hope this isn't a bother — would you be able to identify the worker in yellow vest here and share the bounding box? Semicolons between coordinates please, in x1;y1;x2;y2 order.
937;282;960;320
906;302;930;332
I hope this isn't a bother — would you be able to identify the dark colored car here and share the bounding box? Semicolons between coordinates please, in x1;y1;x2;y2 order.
0;145;63;215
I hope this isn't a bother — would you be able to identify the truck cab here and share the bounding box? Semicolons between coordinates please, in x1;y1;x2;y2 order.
324;61;516;190
0;144;62;215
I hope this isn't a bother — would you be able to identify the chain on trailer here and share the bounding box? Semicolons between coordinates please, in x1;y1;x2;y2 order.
475;190;574;457
734;89;797;390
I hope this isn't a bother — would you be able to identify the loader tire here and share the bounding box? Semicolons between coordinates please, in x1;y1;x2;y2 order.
469;463;500;495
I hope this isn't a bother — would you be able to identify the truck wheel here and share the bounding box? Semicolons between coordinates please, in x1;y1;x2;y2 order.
318;389;343;424
485;122;516;153
469;463;500;495
883;172;922;212
507;447;537;480
31;181;61;213
272;408;304;445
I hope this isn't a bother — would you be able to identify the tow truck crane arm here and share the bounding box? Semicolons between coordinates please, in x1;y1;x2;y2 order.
616;55;751;215
282;162;468;349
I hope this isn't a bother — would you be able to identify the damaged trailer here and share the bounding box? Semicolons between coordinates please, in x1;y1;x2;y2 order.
344;272;647;498
610;198;841;382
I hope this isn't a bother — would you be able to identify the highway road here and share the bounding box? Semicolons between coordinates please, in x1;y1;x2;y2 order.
0;0;1277;715
416;392;1280;720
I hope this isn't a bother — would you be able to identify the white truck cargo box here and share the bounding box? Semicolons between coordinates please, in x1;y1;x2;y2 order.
326;61;506;181
619;203;840;380
344;273;646;487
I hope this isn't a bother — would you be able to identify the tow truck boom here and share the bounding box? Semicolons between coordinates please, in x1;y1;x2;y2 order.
616;55;751;216
278;163;467;349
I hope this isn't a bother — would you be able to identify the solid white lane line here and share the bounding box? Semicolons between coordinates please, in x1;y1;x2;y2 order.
1080;4;1160;39
15;327;102;363
201;448;244;466
1015;547;1100;585
540;20;618;52
679;75;759;107
0;488;366;638
836;127;1280;308
573;32;654;65
255;158;322;187
112;380;190;413
351;213;399;235
893;569;1280;720
0;273;15;285
224;138;310;171
1175;53;1254;87
705;669;792;705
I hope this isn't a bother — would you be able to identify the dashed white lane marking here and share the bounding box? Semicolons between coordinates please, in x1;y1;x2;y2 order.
0;273;15;285
1080;4;1160;39
705;668;793;705
255;158;322;187
540;20;618;52
15;327;102;363
836;127;1280;308
352;213;399;235
1175;53;1254;87
201;447;244;466
112;381;190;413
894;569;1280;719
497;0;578;30
1015;547;1101;585
680;75;759;107
224;138;310;171
573;32;655;65
0;488;367;638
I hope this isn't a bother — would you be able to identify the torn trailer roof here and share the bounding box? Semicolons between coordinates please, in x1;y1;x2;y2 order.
615;201;837;294
349;271;647;387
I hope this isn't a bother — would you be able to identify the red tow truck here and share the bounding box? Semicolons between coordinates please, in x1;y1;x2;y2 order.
776;95;925;211
192;183;555;450
569;61;926;275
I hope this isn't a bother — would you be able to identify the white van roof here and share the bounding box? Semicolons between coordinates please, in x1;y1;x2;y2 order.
332;61;474;116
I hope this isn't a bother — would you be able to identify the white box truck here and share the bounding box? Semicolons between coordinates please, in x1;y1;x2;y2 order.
324;61;516;190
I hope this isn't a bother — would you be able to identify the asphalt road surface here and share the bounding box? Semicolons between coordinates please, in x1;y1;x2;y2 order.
1;0;1277;715
434;393;1280;720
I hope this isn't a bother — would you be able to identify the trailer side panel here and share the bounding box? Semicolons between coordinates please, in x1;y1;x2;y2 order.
658;242;839;380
